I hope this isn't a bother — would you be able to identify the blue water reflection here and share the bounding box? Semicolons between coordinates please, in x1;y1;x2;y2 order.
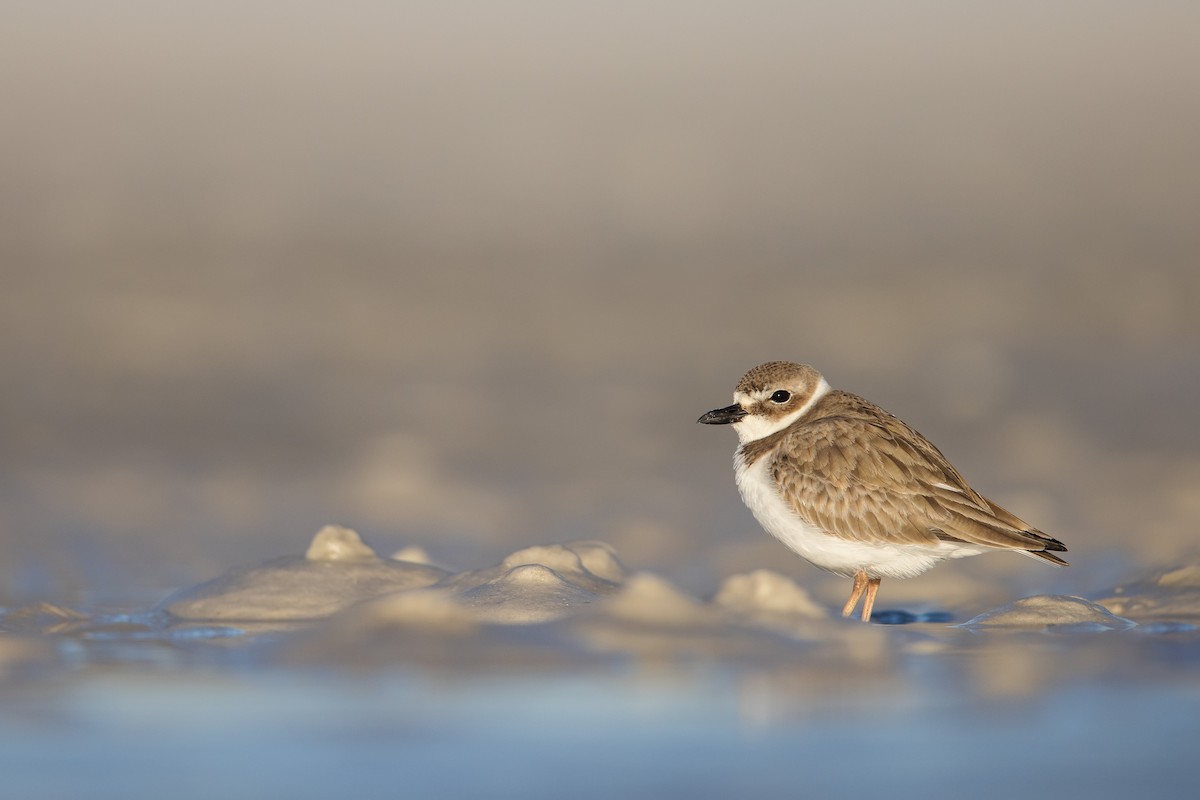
2;662;1195;800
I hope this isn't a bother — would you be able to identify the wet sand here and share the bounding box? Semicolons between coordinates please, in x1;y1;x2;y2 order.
3;527;1198;799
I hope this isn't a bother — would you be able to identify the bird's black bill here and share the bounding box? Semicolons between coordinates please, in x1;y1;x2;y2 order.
697;404;747;425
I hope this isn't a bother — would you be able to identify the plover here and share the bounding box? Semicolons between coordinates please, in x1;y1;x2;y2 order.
698;361;1068;621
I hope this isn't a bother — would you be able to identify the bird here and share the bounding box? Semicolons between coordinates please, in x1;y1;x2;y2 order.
698;361;1068;622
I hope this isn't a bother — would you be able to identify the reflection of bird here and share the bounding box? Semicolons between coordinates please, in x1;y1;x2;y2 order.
699;361;1068;622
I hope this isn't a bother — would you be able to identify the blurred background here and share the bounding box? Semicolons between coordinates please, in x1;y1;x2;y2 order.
2;1;1198;605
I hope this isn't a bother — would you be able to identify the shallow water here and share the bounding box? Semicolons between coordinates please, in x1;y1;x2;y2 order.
3;532;1199;800
3;611;1197;800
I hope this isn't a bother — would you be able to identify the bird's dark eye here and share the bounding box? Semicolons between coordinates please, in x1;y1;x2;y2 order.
770;390;791;404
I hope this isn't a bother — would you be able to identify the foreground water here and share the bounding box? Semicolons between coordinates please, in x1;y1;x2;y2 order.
2;666;1196;800
2;529;1197;800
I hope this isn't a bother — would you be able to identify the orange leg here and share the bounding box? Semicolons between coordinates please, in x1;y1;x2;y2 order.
861;578;882;622
841;569;869;617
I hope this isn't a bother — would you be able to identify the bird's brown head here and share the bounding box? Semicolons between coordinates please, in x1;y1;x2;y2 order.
698;361;830;443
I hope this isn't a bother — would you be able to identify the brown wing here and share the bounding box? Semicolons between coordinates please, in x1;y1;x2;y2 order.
769;395;1068;560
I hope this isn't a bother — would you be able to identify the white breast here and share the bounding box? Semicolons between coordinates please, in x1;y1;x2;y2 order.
733;448;976;579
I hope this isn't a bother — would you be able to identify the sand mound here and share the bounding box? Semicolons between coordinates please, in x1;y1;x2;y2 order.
713;570;827;619
162;526;448;620
960;595;1135;631
427;541;626;624
1094;563;1200;621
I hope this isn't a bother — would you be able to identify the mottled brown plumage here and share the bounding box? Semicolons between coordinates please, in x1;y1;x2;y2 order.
742;388;1068;561
699;361;1068;621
